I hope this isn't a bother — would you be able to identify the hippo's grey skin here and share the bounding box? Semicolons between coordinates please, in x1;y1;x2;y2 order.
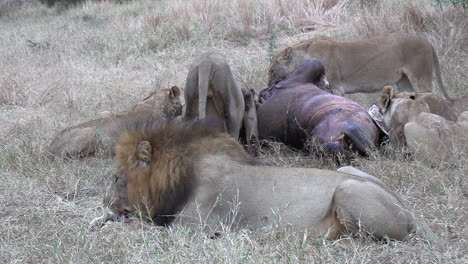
257;59;379;158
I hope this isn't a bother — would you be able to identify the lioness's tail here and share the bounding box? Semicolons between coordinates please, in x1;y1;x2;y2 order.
342;124;376;157
198;62;212;119
432;48;450;99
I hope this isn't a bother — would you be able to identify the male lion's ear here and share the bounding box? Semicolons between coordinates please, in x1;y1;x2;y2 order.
169;86;181;98
283;47;293;62
379;85;394;112
137;141;152;165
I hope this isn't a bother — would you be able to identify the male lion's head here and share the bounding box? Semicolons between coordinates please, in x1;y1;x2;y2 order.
104;122;196;226
132;86;183;119
100;118;252;227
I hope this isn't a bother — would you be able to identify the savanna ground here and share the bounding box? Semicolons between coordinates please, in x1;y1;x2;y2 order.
0;0;467;262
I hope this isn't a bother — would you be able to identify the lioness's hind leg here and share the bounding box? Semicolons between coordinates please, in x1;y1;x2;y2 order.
225;103;243;139
402;66;432;93
334;179;415;241
396;73;413;92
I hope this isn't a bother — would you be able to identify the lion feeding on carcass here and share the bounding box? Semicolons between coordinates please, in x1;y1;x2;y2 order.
91;117;420;241
267;33;450;98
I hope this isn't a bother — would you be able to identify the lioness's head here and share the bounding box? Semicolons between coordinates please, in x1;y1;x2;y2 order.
268;47;309;87
379;86;430;146
132;86;183;119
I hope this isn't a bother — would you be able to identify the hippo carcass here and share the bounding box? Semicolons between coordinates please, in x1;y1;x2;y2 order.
257;59;381;158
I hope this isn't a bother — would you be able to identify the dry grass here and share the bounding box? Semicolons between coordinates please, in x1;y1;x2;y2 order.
0;0;467;262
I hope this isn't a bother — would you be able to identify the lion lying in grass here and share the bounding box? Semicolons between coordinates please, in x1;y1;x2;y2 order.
90;117;425;241
48;86;183;158
380;86;468;161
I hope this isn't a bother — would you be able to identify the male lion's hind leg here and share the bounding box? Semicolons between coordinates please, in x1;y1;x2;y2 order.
333;179;415;241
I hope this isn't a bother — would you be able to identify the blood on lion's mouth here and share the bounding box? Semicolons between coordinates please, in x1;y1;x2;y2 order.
117;209;134;223
117;214;134;223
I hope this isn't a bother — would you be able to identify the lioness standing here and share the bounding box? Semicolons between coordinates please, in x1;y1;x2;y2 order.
268;33;450;98
183;53;245;139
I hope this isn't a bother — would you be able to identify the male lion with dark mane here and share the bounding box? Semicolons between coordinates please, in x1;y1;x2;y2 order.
48;86;182;158
268;33;450;98
90;117;426;241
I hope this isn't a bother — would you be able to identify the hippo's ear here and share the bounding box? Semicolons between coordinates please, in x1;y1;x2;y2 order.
283;47;293;62
379;86;394;112
169;86;181;98
137;141;152;167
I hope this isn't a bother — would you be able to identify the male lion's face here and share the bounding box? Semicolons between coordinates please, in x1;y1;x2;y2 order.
104;140;154;221
103;169;133;220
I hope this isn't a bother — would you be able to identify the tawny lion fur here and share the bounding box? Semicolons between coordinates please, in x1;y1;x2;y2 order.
48;86;183;158
379;85;468;161
268;33;450;98
91;118;428;241
183;53;258;144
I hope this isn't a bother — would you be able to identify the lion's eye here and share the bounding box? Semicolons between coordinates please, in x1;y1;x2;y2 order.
113;174;118;183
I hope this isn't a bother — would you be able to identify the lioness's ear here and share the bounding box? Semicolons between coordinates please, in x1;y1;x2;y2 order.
137;141;152;166
379;85;394;112
283;47;293;62
169;86;181;98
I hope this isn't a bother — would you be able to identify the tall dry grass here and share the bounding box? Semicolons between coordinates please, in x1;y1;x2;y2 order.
0;0;467;262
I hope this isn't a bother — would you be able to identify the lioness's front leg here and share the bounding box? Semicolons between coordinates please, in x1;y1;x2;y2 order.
324;66;345;96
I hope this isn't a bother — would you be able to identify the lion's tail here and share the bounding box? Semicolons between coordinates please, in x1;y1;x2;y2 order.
432;48;450;99
197;62;212;119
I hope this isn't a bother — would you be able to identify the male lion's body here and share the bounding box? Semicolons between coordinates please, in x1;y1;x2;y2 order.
48;86;182;158
268;33;450;98
93;118;419;241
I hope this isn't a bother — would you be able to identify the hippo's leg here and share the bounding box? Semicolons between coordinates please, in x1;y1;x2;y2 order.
342;124;376;156
333;179;415;240
322;142;345;156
